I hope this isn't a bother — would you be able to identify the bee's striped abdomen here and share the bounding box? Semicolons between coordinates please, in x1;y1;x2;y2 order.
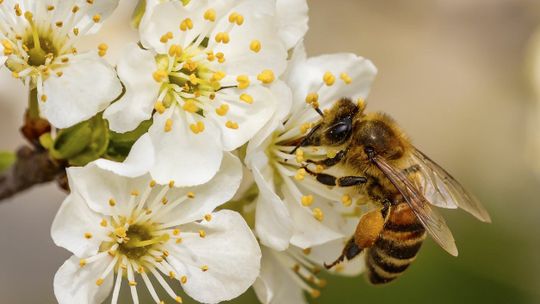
366;203;426;284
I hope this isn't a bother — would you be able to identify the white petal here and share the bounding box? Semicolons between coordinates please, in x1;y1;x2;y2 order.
155;153;242;225
51;193;106;257
104;44;160;133
275;0;309;49
94;133;155;178
210;0;287;77
140;1;207;53
167;210;261;304
41;52;122;128
149;109;223;187
211;85;278;151
53;0;120;34
286;53;377;121
253;166;293;251
67;163;150;216
254;247;307;304
54;255;114;304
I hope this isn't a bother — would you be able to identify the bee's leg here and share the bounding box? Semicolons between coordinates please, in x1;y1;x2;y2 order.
325;205;390;270
306;149;348;168
303;167;367;187
324;238;361;269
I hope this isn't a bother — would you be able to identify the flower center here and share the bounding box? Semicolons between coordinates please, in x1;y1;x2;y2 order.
116;223;170;261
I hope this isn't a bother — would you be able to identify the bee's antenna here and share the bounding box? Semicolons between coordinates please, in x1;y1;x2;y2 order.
314;106;324;117
289;124;321;155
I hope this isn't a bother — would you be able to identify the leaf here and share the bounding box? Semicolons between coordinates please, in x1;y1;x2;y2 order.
68;115;110;166
0;152;16;173
106;119;152;162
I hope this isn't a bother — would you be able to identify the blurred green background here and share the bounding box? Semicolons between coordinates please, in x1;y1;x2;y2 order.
1;0;539;303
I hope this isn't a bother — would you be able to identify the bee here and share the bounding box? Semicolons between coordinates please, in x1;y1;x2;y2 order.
287;98;491;284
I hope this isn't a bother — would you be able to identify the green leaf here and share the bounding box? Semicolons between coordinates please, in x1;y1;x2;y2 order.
0;152;16;173
106;119;152;162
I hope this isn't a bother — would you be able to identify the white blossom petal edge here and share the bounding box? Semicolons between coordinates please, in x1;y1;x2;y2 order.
51;153;261;304
0;0;122;128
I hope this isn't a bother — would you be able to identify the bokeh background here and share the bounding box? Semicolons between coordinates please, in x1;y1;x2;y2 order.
1;0;540;303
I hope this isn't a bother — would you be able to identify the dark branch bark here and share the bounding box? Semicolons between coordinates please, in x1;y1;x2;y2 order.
0;146;64;201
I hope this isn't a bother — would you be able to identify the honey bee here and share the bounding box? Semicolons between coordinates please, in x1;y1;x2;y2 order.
286;98;491;284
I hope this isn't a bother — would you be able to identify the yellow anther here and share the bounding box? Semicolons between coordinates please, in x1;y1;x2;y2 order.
341;194;352;207
100;219;108;227
189;121;205;134
168;44;183;57
71;5;79;13
295;168;306;181
310;289;321;298
187;191;195;198
182;100;199;113
295;149;304;163
169;271;176;279
153;70;168;82
84;232;93;239
305;93;319;105
11;72;19;79
96;278;104;286
189;73;199;85
40;95;48;102
216;52;225;63
169;180;175;188
183;60;198;71
92;14;101;23
14;4;22;16
313;208;324;221
87;0;94;4
131;190;140;196
201;265;209;272
137;266;145;273
108;198;116;207
301;195;314;206
55;21;63;27
300;123;312;134
199;230;207;238
160;31;174;43
225;120;239;129
215;104;229;116
204;9;216;21
215;32;230;44
250;40;262;53
180;18;193;31
161;197;168;205
239;93;253;104
176;238;183;244
128;281;137;286
212;71;226;82
180;276;188;284
162;250;170;257
172;229;180;236
340;72;352;84
97;43;108;57
115;227;127;238
73;28;80;35
228;12;244;25
323;71;335;86
315;165;325;173
79;259;87;267
303;248;312;255
257;69;275;84
204;214;212;221
47;5;55;11
175;296;183;303
23;11;33;21
357;97;366;112
206;51;215;61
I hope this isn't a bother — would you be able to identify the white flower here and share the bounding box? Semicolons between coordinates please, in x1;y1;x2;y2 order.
51;153;262;304
246;45;378;251
104;0;288;187
0;0;122;128
275;0;308;50
253;241;365;304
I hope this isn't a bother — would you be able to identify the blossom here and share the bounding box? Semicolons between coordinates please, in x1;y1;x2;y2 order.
104;0;288;186
0;0;122;128
253;241;365;304
245;45;378;251
51;153;261;304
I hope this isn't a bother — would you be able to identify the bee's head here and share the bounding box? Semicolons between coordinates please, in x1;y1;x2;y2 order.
354;114;406;161
309;98;362;147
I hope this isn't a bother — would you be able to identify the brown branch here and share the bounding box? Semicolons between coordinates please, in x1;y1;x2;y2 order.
0;146;64;201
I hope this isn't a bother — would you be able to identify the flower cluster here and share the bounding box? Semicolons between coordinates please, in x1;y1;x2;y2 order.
1;0;380;303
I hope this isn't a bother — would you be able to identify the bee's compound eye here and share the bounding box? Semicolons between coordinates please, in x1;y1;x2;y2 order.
328;119;352;143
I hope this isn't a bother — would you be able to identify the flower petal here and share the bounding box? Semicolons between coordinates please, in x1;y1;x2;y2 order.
54;255;114;304
167;210;261;304
53;0;120;34
104;44;160;133
210;0;287;77
51;192;107;257
210;85;279;151
41;52;122;128
149;108;223;186
155;152;242;225
253;247;308;304
94;133;155;178
67;163;150;216
253;166;294;251
275;0;309;50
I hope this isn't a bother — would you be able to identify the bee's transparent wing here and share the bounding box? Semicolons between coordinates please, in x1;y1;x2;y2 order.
372;156;458;256
411;149;491;223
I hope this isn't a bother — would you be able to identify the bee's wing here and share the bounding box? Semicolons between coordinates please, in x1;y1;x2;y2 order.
372;155;458;256
411;149;491;223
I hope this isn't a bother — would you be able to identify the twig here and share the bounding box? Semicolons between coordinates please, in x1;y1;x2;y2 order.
0;146;64;202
